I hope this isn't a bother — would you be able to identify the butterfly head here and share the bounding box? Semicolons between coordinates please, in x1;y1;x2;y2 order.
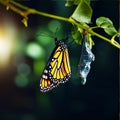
55;38;65;46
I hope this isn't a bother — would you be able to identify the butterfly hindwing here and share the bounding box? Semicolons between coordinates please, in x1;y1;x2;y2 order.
40;69;59;92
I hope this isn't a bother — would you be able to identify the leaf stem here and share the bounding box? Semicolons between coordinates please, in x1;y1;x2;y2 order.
89;30;120;48
0;0;119;49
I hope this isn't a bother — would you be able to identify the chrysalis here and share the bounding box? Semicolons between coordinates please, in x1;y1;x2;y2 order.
78;35;95;85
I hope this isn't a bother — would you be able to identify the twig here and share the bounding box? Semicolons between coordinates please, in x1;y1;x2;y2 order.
0;0;119;49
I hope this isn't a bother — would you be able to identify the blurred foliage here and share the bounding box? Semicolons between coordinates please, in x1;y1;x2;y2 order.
17;63;31;76
15;74;29;87
33;60;45;76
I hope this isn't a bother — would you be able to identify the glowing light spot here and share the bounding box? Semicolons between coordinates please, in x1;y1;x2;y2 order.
0;40;12;65
26;42;45;59
0;21;17;68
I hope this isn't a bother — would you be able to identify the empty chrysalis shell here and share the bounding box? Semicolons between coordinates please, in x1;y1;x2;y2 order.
78;35;95;85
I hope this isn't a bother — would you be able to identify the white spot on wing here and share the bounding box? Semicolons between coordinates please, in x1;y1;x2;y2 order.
42;75;48;79
44;69;48;73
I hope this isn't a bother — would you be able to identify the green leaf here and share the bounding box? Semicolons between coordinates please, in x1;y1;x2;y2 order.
65;0;81;6
21;18;28;27
6;6;9;10
71;0;92;23
80;22;90;28
96;17;112;27
117;32;120;37
87;34;94;49
65;0;90;6
104;25;118;36
96;17;118;36
72;26;83;44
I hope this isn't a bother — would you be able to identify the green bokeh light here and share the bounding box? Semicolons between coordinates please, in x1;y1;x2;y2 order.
15;74;29;87
48;20;62;33
25;42;45;59
17;63;31;75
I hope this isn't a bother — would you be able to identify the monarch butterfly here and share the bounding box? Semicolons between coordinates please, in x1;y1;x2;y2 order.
40;38;71;92
78;35;95;85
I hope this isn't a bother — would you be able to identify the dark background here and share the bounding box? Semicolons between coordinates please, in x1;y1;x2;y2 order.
0;0;119;120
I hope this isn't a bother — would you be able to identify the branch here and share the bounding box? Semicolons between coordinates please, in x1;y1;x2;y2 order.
0;0;119;49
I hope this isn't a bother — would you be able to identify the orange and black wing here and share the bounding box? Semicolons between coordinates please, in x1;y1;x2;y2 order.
40;72;59;92
40;40;71;92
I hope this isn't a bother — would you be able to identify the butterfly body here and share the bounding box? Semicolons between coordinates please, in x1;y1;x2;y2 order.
40;38;71;92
